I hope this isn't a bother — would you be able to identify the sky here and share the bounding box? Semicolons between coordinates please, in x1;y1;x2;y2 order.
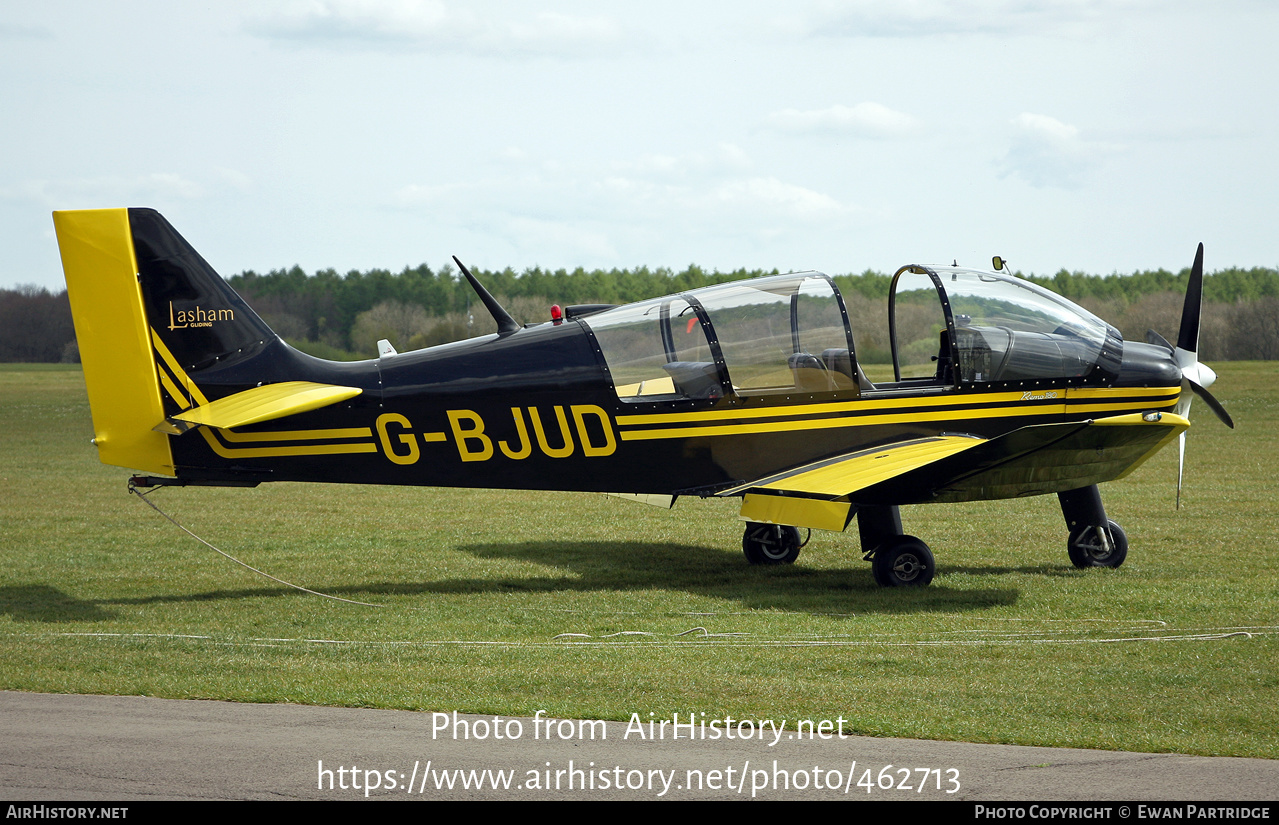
2;1;1277;292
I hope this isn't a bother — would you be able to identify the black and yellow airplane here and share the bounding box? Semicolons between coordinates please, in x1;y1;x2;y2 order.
53;208;1232;587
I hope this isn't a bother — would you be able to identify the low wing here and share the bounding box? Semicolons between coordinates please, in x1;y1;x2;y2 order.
154;381;362;434
720;435;988;531
721;413;1189;531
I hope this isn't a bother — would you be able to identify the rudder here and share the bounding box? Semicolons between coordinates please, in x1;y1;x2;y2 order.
54;208;174;475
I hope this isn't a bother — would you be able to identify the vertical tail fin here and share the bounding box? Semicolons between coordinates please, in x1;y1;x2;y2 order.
53;208;279;475
127;208;276;373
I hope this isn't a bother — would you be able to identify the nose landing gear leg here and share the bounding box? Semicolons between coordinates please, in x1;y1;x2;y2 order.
1059;485;1128;569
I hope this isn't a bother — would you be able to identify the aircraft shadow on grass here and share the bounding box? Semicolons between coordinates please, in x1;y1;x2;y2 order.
38;540;1061;618
0;585;116;622
440;539;1022;616
5;541;1127;623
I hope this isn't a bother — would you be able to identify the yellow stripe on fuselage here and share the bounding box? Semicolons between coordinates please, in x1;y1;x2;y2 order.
616;386;1176;426
196;428;379;459
195;427;373;444
615;386;1177;441
150;327;376;456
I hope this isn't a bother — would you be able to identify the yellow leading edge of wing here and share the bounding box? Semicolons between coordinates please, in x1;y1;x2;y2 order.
732;436;988;531
1091;411;1190;428
53;209;175;476
159;382;363;433
726;435;988;500
761;436;988;497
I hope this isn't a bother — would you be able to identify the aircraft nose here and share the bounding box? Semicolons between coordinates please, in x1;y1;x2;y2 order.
1114;341;1183;387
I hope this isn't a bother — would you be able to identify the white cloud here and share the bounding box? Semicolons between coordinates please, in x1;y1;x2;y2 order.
384;142;853;269
804;0;1140;39
592;173;846;225
4;174;205;207
501;11;620;52
709;178;844;217
216;168;254;191
615;143;753;180
998;112;1115;189
766;103;920;138
394;182;447;205
505;216;619;262
249;0;623;55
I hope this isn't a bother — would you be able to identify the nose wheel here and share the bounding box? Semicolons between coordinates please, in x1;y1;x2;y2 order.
1059;486;1128;570
1067;519;1128;568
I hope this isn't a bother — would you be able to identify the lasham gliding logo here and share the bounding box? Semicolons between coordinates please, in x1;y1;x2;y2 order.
168;301;236;330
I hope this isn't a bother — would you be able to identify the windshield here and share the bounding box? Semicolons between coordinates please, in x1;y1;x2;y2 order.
692;273;854;395
891;265;1122;384
584;295;719;400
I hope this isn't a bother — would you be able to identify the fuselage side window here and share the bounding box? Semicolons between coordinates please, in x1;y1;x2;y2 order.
588;273;863;401
585;297;720;401
697;274;858;396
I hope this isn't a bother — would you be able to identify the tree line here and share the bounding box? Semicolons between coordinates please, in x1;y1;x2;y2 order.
5;261;1278;364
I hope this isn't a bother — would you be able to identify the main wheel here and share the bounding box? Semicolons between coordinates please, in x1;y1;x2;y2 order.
871;536;935;587
1067;519;1128;568
742;523;802;565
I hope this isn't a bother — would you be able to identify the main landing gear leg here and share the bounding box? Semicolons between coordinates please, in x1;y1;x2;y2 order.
858;504;934;587
1058;485;1128;569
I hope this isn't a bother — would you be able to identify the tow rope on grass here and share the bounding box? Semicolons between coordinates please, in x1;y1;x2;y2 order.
124;480;1268;647
129;478;389;609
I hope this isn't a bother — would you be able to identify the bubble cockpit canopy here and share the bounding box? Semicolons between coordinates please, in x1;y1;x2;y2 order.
584;272;859;401
890;265;1123;385
583;266;1123;401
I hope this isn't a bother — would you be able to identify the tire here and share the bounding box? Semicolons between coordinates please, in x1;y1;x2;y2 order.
1067;520;1128;569
871;535;935;587
742;523;802;565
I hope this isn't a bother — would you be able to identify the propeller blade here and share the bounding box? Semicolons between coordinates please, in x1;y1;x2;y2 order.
1165;243;1233;508
1177;431;1185;510
1187;378;1236;429
1176;242;1204;353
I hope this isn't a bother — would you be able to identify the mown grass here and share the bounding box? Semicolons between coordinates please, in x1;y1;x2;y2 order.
0;363;1275;757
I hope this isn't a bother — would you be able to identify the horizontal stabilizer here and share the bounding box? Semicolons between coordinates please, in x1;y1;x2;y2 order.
156;381;362;434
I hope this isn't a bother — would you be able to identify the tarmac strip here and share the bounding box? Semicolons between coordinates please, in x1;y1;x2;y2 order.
2;691;1275;801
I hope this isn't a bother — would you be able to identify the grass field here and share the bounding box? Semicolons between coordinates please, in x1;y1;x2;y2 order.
1;363;1275;757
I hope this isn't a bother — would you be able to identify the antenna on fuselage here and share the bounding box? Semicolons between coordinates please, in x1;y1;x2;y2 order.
452;255;520;336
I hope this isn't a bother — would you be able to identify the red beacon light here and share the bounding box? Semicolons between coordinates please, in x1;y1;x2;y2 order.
550;304;563;325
